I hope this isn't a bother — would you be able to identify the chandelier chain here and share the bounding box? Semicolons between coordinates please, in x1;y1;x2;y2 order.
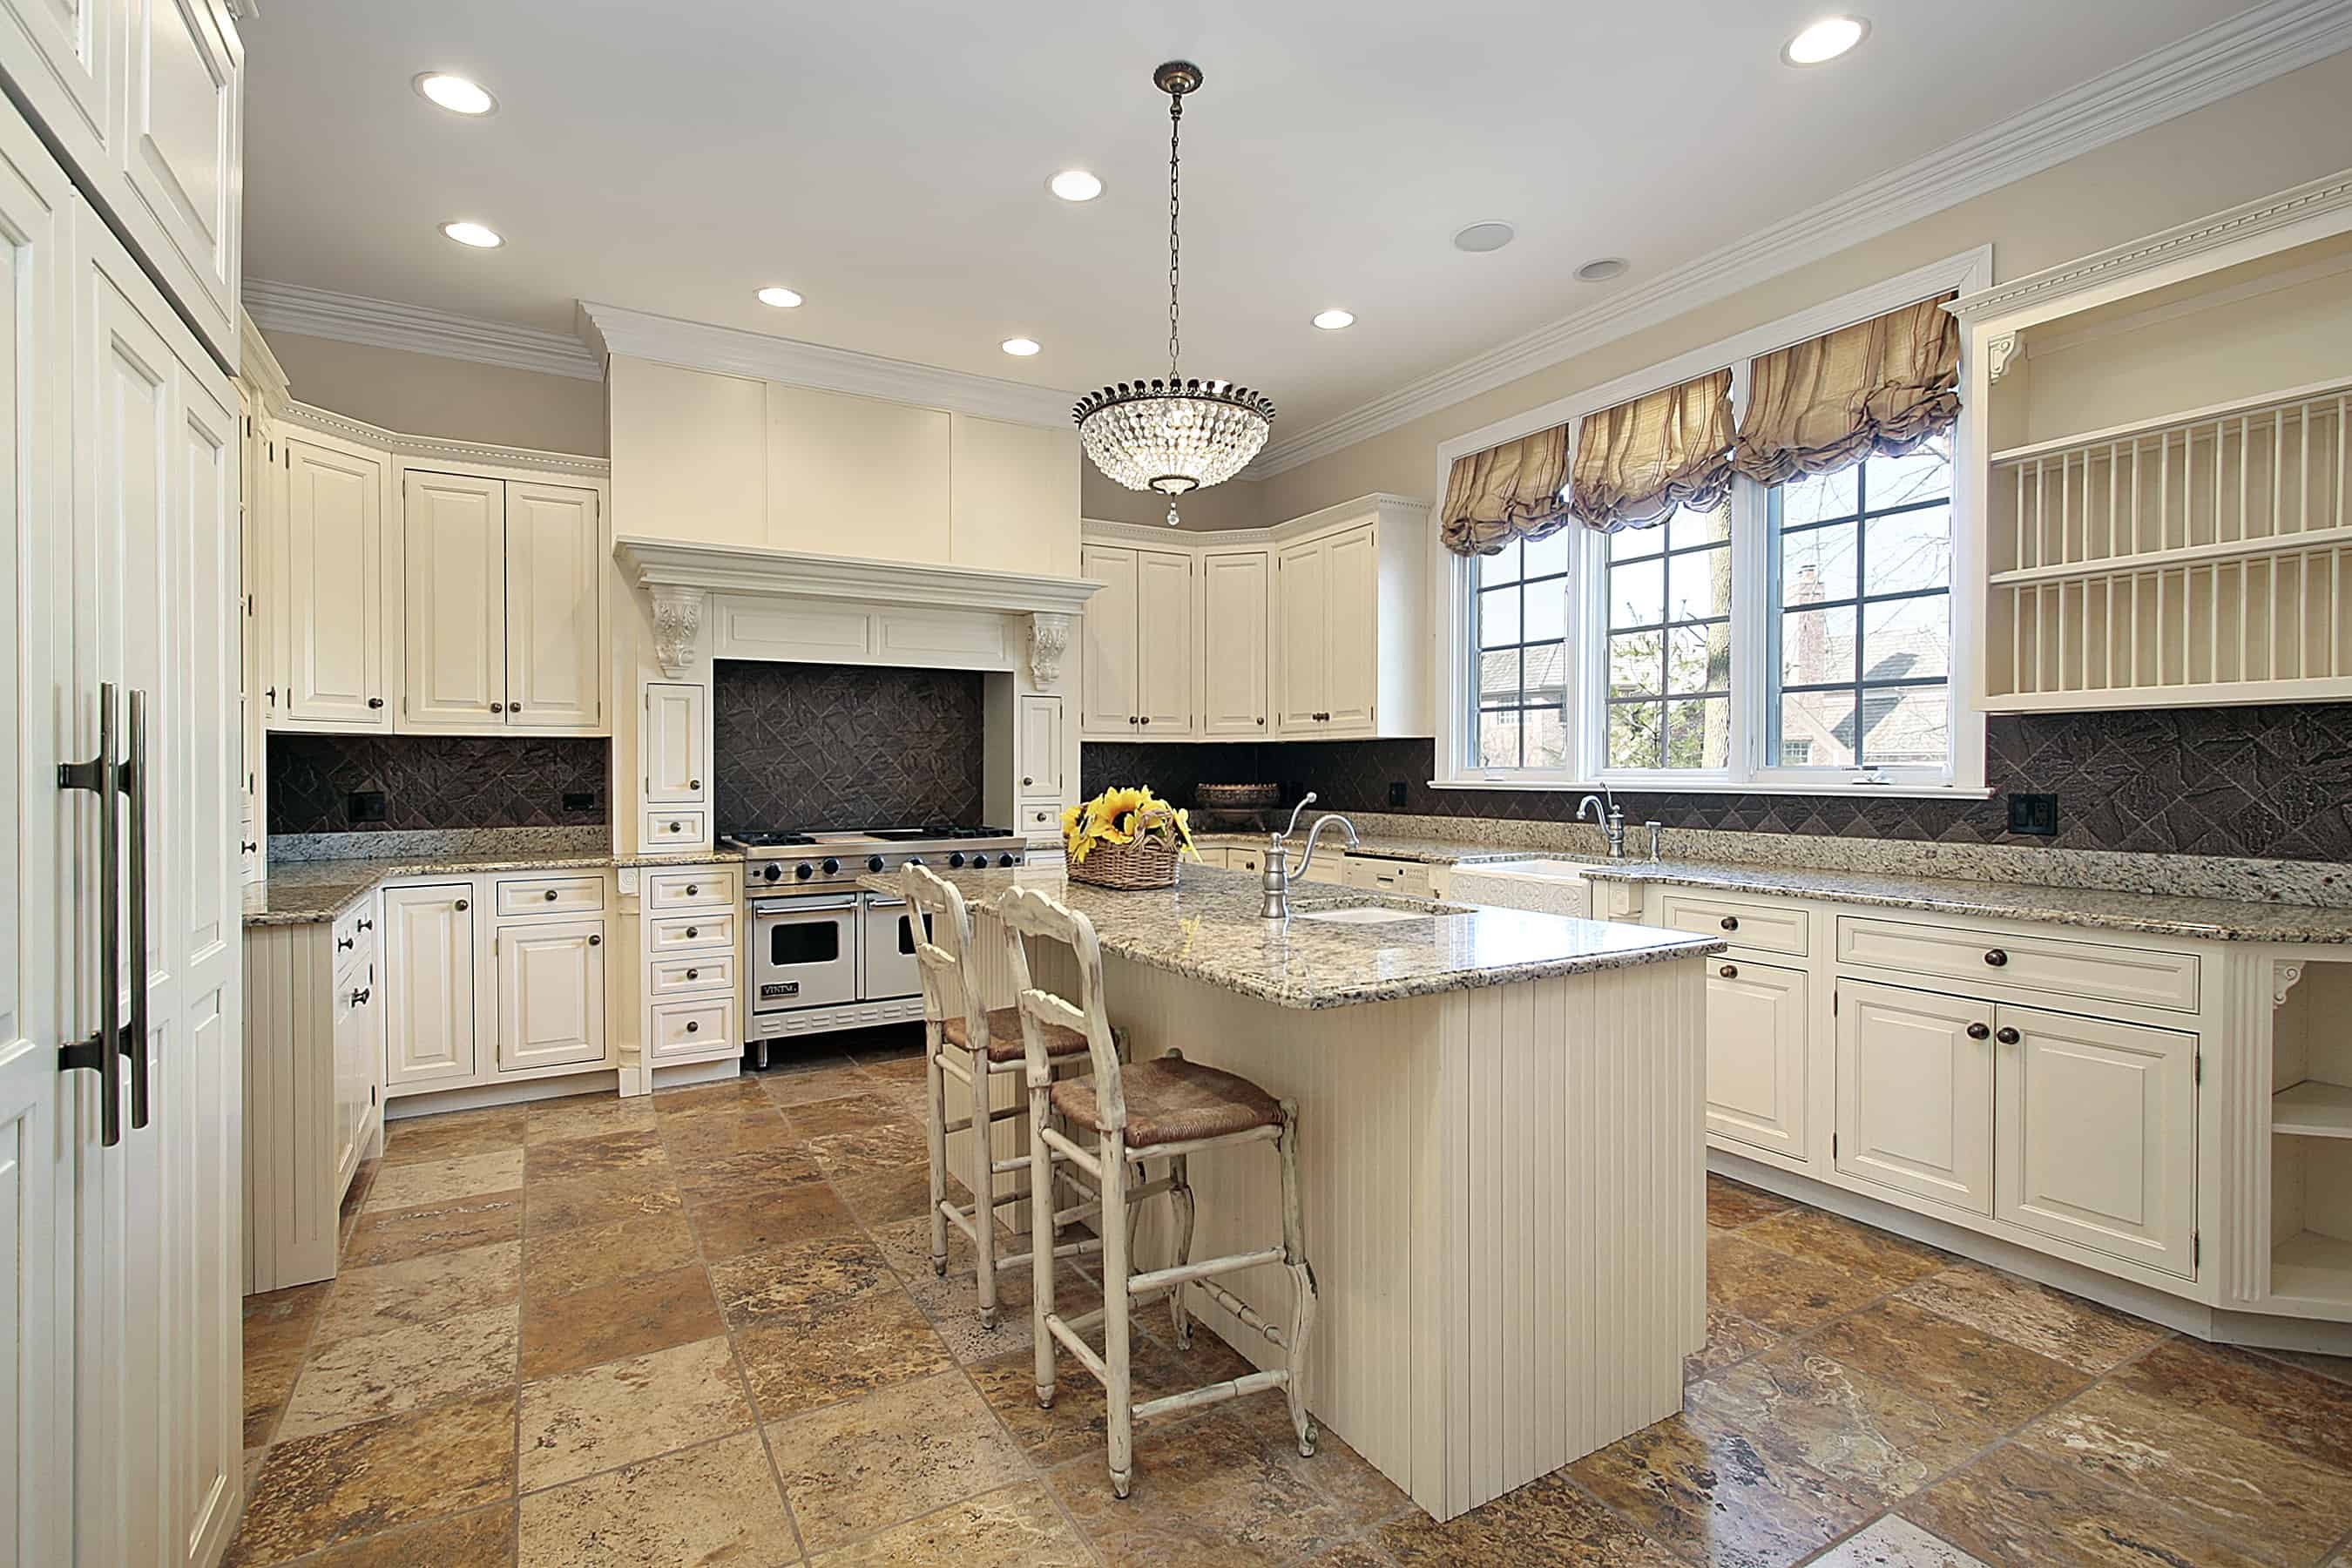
1167;93;1182;382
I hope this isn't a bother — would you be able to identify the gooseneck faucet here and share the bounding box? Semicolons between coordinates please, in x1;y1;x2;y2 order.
1261;791;1359;920
1578;784;1628;859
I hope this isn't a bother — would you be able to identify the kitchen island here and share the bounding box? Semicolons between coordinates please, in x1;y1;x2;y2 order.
862;861;1721;1521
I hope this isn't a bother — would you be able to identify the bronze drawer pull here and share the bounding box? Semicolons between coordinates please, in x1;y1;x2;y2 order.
544;889;559;901
1996;1026;2020;1044
1966;1022;1990;1040
1718;963;1738;979
1984;948;2008;967
1720;915;1739;931
685;1020;699;1034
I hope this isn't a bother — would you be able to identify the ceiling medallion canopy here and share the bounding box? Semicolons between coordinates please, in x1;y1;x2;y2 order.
1074;61;1274;527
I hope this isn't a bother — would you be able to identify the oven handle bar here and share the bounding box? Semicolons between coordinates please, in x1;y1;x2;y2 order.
750;896;860;915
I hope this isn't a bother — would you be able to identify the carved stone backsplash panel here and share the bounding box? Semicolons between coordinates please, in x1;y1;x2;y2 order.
268;733;610;834
712;659;985;831
1083;702;2352;862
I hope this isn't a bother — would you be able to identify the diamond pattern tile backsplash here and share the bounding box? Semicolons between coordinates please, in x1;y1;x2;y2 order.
1082;702;2352;862
712;660;985;832
268;733;610;834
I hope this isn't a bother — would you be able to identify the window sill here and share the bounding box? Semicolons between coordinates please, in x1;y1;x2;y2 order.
1429;777;1994;801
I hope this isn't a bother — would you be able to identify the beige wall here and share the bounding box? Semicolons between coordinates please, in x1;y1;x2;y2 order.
260;329;609;456
1254;51;2352;524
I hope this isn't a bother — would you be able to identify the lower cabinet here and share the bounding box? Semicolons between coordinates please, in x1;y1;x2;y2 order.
383;882;480;1089
639;862;740;1069
497;919;609;1072
1705;958;1808;1159
1835;979;1994;1214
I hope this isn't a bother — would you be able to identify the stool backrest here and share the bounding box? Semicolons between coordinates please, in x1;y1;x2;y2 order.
901;863;988;1051
996;885;1125;1131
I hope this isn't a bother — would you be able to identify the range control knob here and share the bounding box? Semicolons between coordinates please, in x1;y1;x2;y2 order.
997;853;1019;868
789;862;810;882
905;855;924;868
867;855;887;873
948;852;966;868
821;858;840;875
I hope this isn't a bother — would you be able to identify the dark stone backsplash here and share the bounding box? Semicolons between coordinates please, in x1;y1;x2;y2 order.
712;660;984;832
268;733;610;834
1082;703;2352;862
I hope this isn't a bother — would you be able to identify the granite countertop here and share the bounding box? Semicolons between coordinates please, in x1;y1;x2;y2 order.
1192;826;1534;866
242;846;743;928
859;862;1721;1010
1577;859;2352;944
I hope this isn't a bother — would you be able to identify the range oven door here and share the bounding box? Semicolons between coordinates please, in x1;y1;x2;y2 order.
748;894;860;1016
860;893;931;1002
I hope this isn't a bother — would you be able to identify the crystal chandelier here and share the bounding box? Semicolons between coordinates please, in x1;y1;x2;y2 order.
1074;61;1274;526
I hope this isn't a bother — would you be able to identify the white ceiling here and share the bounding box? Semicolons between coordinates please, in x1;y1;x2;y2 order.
245;0;2273;445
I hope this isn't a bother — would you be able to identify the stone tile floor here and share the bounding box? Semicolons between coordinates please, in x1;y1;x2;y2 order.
233;1031;2352;1566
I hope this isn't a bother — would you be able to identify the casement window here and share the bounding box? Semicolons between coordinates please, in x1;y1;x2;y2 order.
1432;253;1990;796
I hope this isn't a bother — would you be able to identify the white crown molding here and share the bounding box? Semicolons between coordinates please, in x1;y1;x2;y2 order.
1247;0;2352;477
237;309;292;416
613;535;1102;615
1948;166;2352;325
2012;238;2352;360
279;400;612;478
578;301;1080;429
1083;491;1429;550
243;279;605;382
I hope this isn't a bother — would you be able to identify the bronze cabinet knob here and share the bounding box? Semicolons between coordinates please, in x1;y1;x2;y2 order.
544;889;559;901
685;1020;699;1034
367;696;383;709
686;883;699;896
588;934;601;947
1984;949;2009;967
1718;963;1738;979
1720;916;1739;931
490;702;504;713
1966;1022;1990;1040
685;926;699;939
455;899;469;911
686;969;699;981
1996;1026;2021;1044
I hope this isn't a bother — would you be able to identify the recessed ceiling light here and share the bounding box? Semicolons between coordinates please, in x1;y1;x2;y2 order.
1452;221;1516;253
1001;337;1042;357
1782;16;1869;64
1311;308;1355;330
1049;169;1103;202
756;286;803;308
439;220;503;248
1574;258;1628;283
414;72;497;115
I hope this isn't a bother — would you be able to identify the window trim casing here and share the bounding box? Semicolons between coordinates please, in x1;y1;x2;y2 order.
1429;246;1992;796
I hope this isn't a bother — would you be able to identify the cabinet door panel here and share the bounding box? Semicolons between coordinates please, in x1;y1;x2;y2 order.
1705;960;1808;1159
0;0;115;183
401;470;504;729
1835;979;1992;1214
1200;549;1267;736
1996;1004;2196;1276
281;439;384;726
1135;548;1193;732
642;681;705;803
504;482;603;731
1322;524;1379;731
382;885;476;1087
1016;693;1062;799
496;920;606;1073
1078;544;1137;734
1274;537;1327;732
118;0;241;360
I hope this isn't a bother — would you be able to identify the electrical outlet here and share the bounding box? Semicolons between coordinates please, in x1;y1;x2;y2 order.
563;790;598;813
2006;793;2059;836
1389;781;1409;808
346;790;386;824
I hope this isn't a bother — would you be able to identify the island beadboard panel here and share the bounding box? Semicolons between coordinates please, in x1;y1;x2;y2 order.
1084;700;2352;862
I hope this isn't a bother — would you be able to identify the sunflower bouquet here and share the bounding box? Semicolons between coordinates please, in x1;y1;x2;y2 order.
1061;785;1197;889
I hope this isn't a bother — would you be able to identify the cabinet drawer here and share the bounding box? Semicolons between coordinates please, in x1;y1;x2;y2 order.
650;996;737;1063
649;909;736;955
1343;855;1433;898
495;875;606;917
643;807;709;848
1836;916;2199;1013
1017;801;1062;838
644;865;740;911
330;902;377;969
650;953;735;997
1657;892;1808;956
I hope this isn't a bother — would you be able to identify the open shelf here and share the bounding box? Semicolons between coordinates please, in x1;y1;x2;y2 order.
2272;1230;2352;1306
2276;1080;2352;1139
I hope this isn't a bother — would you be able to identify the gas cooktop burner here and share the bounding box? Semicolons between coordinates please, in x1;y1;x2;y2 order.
721;824;1029;888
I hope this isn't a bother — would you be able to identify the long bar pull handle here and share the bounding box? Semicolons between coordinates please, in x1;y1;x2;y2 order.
123;688;151;1132
57;682;123;1147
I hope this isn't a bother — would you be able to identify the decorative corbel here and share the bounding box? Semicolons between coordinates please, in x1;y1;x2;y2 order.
1984;330;2022;384
648;585;705;679
1028;612;1072;688
2274;962;2308;1009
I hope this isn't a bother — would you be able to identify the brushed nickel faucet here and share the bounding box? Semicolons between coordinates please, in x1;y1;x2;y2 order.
1262;792;1359;920
1578;785;1628;859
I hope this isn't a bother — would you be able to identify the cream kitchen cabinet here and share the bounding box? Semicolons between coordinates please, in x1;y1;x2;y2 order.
1016;693;1064;800
1705;958;1808;1159
279;434;391;730
639;864;740;1070
1199;548;1269;735
1277;523;1381;733
496;918;609;1073
401;470;605;734
1079;542;1194;735
1834;978;1994;1214
382;883;479;1089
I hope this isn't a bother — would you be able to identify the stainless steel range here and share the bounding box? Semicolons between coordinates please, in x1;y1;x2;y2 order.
721;826;1029;1057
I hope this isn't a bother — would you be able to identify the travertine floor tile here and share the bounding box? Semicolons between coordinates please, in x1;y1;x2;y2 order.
670;1145;825;1200
1685;1303;1778;1383
2105;1335;2352;1473
784;1091;916;1139
230;1389;514;1564
1739;1207;1952;1289
341;1188;524;1269
1684;1342;1992;1503
519;1335;754;1492
522;1208;700;1299
1903;1441;2277;1568
242;1282;329;1448
522;1126;668;1182
312;1240;521;1345
1805;1299;2092;1429
1808;1515;1990;1568
809;1482;1091;1566
651;1078;774;1118
363;1149;527;1213
301;1503;517;1567
276;1301;520;1439
771;1369;1030;1553
807;1120;930;1176
517;1429;795;1567
833;1163;941;1227
520;1261;725;1381
1706;1231;1890;1334
524;1092;656;1145
659;1105;805;1163
709;1233;896;1329
687;1178;862;1261
380;1107;526;1167
522;1167;685;1236
734;1290;954;1421
1379;1472;1681;1566
1705;1174;1794;1229
757;1061;876;1107
1896;1260;2169;1373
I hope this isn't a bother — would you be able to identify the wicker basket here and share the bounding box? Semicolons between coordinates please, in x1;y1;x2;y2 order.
1067;809;1182;889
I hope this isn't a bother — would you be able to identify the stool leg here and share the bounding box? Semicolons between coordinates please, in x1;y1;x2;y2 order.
1101;1129;1134;1499
971;1059;1001;1329
1278;1100;1319;1458
923;1031;950;1278
1029;1071;1058;1412
1166;1152;1195;1350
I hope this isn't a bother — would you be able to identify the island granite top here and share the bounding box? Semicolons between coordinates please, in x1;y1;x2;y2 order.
860;862;1722;1010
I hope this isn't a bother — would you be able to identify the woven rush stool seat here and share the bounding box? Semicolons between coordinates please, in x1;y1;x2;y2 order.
1050;1056;1283;1147
943;1006;1092;1063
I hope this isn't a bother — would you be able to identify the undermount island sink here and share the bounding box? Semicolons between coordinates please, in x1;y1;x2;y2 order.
1296;906;1432;926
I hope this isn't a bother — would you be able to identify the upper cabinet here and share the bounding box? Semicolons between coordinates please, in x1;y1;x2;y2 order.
1198;549;1268;736
279;435;390;730
0;0;243;367
1078;543;1194;737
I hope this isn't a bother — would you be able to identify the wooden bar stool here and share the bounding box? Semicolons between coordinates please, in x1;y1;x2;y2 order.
903;864;1111;1329
997;884;1320;1499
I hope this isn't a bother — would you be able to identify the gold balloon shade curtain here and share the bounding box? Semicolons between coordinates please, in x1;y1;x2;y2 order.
1733;294;1961;483
1437;423;1572;557
1566;368;1735;533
